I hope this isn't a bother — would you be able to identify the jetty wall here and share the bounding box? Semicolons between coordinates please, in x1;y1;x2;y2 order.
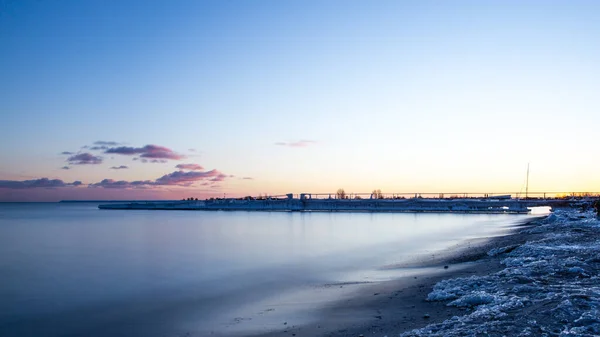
99;198;535;213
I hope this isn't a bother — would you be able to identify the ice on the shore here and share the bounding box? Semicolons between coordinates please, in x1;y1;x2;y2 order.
401;209;600;337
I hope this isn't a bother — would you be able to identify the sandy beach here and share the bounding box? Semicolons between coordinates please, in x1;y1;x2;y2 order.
249;206;600;337
266;206;600;337
250;216;544;337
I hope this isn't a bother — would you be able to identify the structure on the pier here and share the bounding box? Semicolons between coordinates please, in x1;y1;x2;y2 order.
97;193;570;213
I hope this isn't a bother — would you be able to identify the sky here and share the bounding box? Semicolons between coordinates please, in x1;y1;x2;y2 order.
1;0;600;201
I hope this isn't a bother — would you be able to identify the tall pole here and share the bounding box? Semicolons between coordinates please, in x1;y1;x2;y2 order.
526;163;530;199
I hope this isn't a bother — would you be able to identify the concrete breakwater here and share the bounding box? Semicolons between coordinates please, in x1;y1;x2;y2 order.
98;197;533;213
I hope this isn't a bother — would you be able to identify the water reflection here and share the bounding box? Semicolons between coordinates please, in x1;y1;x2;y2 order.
0;203;541;337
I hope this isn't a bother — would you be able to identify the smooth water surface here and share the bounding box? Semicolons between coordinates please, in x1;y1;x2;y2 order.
0;203;539;336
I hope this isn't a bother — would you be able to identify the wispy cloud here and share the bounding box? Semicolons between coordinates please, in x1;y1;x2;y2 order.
242;177;254;180
110;165;129;170
89;169;231;189
90;146;108;150
89;179;153;189
175;164;204;171
275;140;317;147
0;178;82;189
105;145;185;160
61;151;74;155
61;166;70;170
81;141;121;151
67;153;103;165
155;170;227;186
94;141;120;146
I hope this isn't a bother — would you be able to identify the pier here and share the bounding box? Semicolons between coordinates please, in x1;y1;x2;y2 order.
98;192;599;213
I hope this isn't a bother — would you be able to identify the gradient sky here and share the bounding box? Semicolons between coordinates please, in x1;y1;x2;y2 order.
1;0;599;201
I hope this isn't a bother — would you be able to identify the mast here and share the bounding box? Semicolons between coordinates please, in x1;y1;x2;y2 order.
525;163;530;199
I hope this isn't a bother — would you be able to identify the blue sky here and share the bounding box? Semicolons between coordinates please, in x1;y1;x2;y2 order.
1;0;599;201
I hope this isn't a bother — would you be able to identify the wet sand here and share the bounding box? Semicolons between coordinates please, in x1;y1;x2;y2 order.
252;217;545;337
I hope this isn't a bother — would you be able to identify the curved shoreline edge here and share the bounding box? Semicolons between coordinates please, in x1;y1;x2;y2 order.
250;215;547;337
300;207;600;337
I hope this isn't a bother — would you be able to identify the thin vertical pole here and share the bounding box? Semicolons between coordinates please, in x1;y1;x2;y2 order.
526;163;530;199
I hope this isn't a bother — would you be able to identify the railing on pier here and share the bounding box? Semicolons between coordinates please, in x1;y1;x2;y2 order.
295;192;600;200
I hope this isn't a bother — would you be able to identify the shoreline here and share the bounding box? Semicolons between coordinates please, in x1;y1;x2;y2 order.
252;216;547;337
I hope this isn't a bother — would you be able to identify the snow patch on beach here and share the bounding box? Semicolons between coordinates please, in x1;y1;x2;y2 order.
402;209;600;337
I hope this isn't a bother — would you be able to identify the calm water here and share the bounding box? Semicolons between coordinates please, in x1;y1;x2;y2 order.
0;203;538;336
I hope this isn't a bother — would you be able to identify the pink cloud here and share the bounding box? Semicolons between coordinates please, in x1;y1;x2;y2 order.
89;179;153;189
88;169;232;189
175;164;204;171
0;178;82;189
155;169;226;186
105;145;185;160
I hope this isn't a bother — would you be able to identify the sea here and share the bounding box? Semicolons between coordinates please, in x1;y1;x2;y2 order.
0;202;545;337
